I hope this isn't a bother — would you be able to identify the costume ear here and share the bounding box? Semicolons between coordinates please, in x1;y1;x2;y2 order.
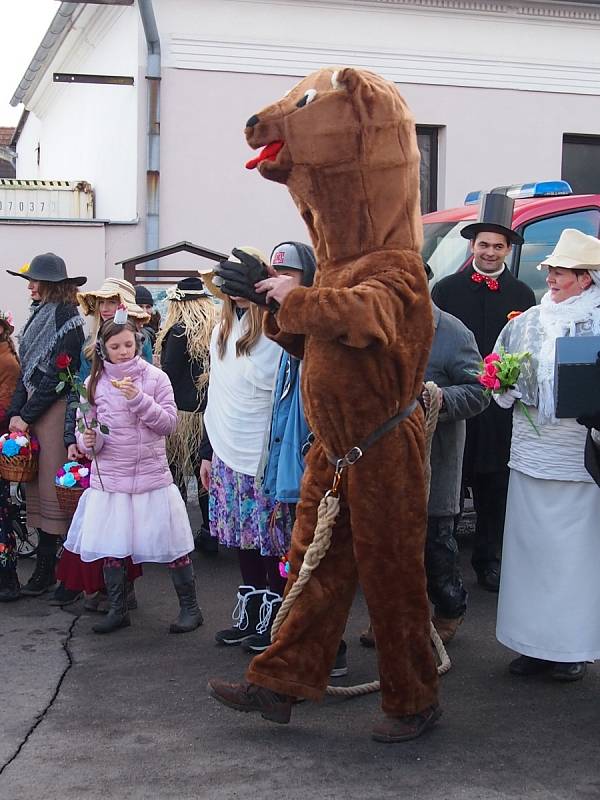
332;67;361;92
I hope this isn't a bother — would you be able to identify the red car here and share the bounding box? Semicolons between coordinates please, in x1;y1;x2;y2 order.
423;181;600;301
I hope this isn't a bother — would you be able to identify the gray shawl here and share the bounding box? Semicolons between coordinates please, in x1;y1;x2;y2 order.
18;302;84;392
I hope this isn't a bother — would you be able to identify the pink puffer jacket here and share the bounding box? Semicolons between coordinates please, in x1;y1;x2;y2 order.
76;356;177;494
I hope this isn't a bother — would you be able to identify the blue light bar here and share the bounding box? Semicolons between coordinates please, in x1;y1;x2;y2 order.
491;180;573;199
464;190;483;205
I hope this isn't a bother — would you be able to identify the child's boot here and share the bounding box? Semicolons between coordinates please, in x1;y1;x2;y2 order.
93;562;130;634
169;562;204;633
241;592;282;653
215;586;265;646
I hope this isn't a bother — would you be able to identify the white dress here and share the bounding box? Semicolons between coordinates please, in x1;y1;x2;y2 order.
65;484;194;564
496;406;600;662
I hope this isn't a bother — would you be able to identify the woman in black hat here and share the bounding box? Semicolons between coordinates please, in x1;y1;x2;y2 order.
155;278;219;535
6;253;86;597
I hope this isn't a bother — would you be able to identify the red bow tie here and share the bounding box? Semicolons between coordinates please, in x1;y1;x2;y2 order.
471;272;499;291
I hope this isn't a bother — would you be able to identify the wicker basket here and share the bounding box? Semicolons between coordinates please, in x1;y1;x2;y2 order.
55;484;86;516
0;448;38;483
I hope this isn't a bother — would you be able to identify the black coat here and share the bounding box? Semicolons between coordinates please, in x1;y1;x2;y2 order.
159;323;207;413
431;266;536;477
585;432;600;487
8;304;84;444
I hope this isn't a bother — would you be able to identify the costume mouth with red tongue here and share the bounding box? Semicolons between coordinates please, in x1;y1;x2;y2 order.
245;140;284;170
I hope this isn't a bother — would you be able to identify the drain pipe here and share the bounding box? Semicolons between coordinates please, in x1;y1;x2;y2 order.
138;0;161;267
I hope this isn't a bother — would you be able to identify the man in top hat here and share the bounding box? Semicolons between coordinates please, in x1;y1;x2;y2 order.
431;193;536;591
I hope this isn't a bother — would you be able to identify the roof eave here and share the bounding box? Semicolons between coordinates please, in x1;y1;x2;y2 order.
10;3;81;108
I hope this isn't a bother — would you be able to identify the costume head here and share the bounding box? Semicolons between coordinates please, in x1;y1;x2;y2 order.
461;193;523;246
244;67;423;263
270;241;316;287
155;277;219;383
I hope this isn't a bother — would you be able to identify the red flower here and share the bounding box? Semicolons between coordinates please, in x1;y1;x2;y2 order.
483;353;501;365
56;353;72;370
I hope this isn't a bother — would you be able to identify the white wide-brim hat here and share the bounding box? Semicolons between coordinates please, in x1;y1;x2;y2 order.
537;228;600;271
77;278;150;322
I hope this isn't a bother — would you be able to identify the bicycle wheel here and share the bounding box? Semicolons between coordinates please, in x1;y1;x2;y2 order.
12;517;39;558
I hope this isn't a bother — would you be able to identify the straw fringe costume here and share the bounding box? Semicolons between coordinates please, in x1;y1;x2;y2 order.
156;281;219;508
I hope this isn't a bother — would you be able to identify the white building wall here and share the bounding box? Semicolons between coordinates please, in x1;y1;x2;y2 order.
15;4;140;221
8;0;600;279
1;222;107;329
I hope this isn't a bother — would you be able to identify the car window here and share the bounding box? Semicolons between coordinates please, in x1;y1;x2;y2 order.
516;209;600;302
423;221;471;287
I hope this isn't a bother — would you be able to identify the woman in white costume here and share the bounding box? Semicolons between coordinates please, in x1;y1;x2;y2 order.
494;228;600;682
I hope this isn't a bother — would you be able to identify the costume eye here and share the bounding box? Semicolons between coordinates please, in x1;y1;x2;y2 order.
296;89;317;108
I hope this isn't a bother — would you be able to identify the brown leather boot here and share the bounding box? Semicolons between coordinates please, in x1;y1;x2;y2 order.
207;679;293;724
432;614;464;645
372;704;442;743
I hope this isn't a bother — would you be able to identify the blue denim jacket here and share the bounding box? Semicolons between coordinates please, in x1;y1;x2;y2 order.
261;352;309;504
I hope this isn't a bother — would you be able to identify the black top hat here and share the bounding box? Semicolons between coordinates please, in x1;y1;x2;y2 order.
461;194;523;245
6;252;87;286
169;276;209;301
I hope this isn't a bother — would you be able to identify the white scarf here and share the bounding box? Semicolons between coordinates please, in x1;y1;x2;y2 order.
537;285;600;423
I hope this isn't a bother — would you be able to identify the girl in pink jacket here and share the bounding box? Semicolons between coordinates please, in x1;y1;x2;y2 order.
64;318;202;635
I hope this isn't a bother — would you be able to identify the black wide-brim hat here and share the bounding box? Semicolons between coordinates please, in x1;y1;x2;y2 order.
167;276;210;301
7;252;87;286
460;193;524;246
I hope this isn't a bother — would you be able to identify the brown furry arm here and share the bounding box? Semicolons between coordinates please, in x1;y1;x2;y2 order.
275;269;425;349
263;311;305;359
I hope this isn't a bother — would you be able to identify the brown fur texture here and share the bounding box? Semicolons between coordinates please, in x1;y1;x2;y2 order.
244;67;437;716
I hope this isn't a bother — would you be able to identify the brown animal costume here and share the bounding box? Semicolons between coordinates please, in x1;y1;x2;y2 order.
213;67;438;729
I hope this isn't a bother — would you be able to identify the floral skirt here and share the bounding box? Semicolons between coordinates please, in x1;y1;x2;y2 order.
208;454;292;557
0;479;18;578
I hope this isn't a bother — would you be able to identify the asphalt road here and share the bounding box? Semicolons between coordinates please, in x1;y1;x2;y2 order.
1;521;600;800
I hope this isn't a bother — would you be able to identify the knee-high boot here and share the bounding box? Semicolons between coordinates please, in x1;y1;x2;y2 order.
92;562;131;634
169;562;203;633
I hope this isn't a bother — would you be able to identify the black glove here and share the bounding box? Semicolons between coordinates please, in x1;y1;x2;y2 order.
577;413;600;430
213;248;270;306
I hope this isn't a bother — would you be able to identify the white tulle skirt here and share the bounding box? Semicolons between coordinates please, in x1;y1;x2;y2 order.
64;484;194;564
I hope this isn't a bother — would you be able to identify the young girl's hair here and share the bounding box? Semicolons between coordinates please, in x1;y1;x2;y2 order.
83;295;120;361
0;324;18;363
216;296;263;359
88;319;142;404
155;296;219;393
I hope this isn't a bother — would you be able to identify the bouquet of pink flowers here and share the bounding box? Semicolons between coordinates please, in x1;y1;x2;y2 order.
475;348;540;436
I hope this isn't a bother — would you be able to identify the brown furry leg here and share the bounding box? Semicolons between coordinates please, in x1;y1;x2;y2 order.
348;420;438;716
247;444;357;700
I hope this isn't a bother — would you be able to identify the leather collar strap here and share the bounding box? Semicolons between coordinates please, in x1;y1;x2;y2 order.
326;400;418;468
